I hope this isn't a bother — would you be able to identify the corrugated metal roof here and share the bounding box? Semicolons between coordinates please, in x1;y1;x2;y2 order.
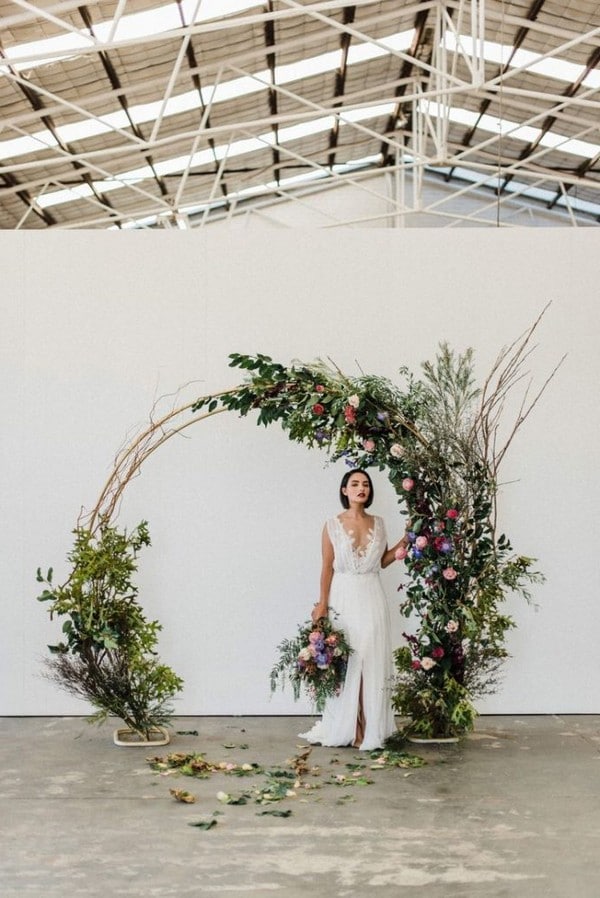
0;0;599;228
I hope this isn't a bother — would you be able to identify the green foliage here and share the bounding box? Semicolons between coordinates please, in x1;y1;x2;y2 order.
192;348;545;739
37;521;183;738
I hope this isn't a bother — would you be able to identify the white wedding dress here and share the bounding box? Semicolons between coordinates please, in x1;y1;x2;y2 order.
299;515;396;751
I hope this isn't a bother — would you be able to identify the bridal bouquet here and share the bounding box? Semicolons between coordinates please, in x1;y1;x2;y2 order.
270;616;352;712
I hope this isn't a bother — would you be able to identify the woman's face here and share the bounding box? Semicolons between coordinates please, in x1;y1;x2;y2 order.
343;473;371;505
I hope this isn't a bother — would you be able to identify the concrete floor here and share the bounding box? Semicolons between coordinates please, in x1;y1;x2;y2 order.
0;715;598;897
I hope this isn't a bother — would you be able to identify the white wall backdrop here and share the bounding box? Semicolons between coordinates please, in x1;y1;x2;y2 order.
1;228;598;717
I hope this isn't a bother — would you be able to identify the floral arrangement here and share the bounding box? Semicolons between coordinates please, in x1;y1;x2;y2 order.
270;616;353;712
44;313;557;741
193;314;560;738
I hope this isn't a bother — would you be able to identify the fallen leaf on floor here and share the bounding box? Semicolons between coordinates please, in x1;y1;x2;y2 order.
368;750;426;769
176;730;199;736
170;788;197;803
216;790;250;805
287;747;312;777
257;808;292;817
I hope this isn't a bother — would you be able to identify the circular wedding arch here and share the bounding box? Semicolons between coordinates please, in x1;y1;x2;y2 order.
40;317;559;740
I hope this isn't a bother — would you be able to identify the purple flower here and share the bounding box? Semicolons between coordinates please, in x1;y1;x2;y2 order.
407;531;416;543
440;538;453;554
412;548;423;559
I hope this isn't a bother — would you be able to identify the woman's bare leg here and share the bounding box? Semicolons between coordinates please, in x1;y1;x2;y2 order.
353;677;365;748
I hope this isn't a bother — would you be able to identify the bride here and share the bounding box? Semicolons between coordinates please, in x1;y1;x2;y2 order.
299;469;408;750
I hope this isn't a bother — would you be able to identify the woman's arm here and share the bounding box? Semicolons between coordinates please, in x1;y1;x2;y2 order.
312;525;334;622
381;532;409;569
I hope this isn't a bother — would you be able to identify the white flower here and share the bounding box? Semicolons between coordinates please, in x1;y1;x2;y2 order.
420;656;437;671
420;635;431;646
347;394;360;408
298;647;312;661
445;620;459;633
390;443;405;458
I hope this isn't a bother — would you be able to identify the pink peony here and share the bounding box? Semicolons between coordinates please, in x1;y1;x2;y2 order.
394;546;408;561
442;567;458;581
420;657;436;671
402;477;414;491
362;438;376;452
431;646;445;660
308;631;323;643
445;620;459;633
415;535;428;549
312;403;325;415
390;443;405;458
347;394;360;409
446;508;459;519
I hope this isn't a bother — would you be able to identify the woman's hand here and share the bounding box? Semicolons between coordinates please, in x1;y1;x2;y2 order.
311;602;328;623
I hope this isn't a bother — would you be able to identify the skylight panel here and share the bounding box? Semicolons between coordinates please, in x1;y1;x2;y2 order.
348;29;415;64
275;50;342;83
0;29;409;163
33;101;393;209
444;33;599;87
1;1;262;71
0;131;58;160
425;102;600;160
2;33;91;71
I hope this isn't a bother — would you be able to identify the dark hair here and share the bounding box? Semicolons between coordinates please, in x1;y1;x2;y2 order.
339;469;374;509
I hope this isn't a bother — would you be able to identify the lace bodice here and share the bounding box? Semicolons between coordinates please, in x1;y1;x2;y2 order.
326;515;386;575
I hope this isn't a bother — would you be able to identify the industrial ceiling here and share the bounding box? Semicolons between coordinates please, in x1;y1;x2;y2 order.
1;0;599;228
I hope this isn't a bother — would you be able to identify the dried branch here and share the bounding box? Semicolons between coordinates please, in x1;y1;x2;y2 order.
83;387;244;533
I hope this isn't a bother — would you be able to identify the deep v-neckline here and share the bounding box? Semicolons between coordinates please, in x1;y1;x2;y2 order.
337;514;375;557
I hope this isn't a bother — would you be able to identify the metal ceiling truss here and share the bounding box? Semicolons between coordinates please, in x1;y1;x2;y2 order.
0;0;599;229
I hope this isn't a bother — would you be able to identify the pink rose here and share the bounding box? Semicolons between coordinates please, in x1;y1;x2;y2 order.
390;443;405;458
446;508;459;519
394;546;408;561
411;660;422;670
420;657;436;671
308;631;323;643
442;567;458;581
445;620;459;633
312;403;325;415
402;477;414;491
315;384;325;393
343;405;357;424
347;394;360;409
415;535;428;549
431;646;445;660
362;438;376;452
